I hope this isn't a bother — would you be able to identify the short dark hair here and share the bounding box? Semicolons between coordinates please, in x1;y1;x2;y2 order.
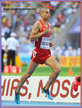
39;7;49;14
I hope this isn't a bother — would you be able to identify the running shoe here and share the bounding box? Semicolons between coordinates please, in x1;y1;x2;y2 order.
15;89;20;104
42;87;53;100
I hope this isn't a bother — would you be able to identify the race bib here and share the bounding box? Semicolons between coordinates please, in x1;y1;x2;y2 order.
40;37;50;49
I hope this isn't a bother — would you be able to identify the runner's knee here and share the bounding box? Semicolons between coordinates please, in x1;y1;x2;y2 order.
53;67;61;74
25;72;32;78
56;69;61;76
53;68;61;77
27;74;31;78
58;67;61;73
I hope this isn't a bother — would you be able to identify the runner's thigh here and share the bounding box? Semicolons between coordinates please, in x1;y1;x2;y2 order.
45;56;61;72
26;60;38;75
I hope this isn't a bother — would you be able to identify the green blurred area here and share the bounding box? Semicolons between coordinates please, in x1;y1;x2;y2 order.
2;66;80;76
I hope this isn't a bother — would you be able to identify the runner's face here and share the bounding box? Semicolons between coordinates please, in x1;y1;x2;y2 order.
42;9;51;20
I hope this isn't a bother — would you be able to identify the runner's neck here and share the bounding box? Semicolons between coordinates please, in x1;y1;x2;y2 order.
41;19;48;27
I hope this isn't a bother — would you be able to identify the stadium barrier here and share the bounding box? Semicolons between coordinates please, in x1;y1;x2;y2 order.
2;76;80;103
3;66;21;74
59;56;80;67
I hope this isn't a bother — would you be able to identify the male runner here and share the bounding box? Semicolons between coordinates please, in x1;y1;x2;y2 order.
15;7;61;104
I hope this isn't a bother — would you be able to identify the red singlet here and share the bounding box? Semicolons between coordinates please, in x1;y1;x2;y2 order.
31;20;51;64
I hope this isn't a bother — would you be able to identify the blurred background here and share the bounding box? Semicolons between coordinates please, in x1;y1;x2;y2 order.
1;1;81;76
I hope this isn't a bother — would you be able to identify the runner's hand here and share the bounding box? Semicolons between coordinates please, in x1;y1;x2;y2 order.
49;41;54;47
43;28;49;34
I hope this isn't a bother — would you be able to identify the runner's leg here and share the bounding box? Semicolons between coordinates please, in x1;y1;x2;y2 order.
44;56;61;90
16;60;38;93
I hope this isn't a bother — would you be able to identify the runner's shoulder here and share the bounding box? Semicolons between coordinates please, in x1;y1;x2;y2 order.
34;21;42;29
34;21;41;26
